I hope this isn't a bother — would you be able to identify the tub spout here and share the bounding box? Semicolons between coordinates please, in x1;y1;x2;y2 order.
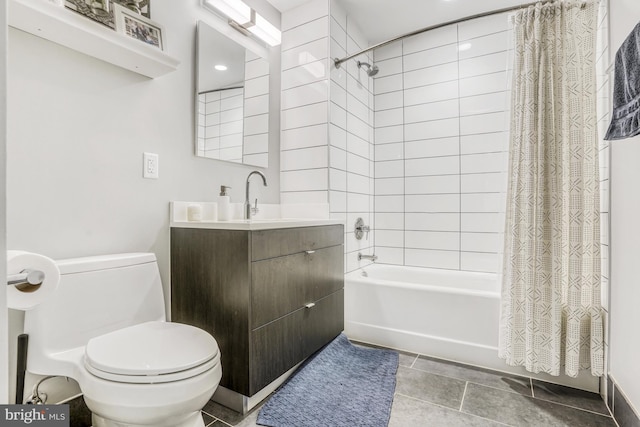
358;253;378;262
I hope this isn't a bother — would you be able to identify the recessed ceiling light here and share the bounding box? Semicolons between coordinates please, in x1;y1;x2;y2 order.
214;64;228;71
458;43;472;51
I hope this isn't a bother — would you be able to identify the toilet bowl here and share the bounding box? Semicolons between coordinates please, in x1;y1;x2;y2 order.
23;253;222;427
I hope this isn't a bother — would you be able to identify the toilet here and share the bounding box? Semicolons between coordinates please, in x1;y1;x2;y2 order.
23;253;222;427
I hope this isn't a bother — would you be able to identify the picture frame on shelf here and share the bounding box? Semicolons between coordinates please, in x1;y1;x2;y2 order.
113;3;164;51
64;0;150;29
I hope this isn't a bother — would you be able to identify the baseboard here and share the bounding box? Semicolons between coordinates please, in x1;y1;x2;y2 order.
608;375;640;427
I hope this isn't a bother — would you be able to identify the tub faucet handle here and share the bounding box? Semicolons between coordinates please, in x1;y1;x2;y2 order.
354;217;371;240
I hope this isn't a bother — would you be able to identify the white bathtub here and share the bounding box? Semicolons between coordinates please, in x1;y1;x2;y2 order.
345;264;501;369
344;264;600;392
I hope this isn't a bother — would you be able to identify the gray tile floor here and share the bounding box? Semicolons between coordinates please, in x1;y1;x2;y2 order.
201;342;617;427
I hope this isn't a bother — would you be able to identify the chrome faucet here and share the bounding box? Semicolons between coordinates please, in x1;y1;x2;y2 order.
245;170;268;219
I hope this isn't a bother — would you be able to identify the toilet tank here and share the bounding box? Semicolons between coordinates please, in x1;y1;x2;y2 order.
24;253;166;374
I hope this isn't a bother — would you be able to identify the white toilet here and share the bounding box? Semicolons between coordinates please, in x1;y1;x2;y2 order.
23;253;222;427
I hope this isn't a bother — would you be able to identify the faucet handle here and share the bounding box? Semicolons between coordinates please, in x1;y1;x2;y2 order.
354;217;371;240
251;198;260;215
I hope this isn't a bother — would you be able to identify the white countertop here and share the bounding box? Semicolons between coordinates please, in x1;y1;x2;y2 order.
169;201;344;230
170;218;344;231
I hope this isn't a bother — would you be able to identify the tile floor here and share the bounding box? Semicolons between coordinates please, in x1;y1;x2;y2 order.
201;342;617;427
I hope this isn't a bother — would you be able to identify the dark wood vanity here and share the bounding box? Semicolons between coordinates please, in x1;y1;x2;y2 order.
170;223;344;400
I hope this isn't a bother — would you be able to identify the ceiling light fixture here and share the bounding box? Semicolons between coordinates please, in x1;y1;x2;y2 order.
214;64;228;71
202;0;281;47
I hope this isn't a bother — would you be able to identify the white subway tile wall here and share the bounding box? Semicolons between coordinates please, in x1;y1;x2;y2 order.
280;0;330;205
280;2;609;286
373;13;511;274
279;0;375;273
329;0;375;273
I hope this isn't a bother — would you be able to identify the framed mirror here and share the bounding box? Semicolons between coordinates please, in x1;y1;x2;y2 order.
196;20;269;168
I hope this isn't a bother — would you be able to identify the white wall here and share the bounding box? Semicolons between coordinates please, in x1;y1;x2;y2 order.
6;0;280;403
372;13;510;275
609;0;640;417
0;0;8;405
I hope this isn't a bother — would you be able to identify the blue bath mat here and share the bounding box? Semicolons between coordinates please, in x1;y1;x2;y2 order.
257;334;399;427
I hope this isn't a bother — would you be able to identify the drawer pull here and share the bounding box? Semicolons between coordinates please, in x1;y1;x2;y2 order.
305;303;316;309
305;250;316;255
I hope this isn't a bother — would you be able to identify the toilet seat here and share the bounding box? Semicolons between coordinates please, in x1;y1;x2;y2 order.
84;355;220;384
84;321;220;384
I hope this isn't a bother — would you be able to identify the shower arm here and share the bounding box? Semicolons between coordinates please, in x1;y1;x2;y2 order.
333;0;562;69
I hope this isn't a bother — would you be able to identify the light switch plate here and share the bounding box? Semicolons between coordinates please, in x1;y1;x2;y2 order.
143;152;159;179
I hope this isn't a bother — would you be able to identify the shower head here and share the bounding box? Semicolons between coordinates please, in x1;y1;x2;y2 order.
357;60;379;77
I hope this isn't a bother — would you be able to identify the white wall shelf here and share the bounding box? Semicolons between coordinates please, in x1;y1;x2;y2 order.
8;0;180;78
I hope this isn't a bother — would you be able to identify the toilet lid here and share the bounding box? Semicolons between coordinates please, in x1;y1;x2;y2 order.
85;321;219;376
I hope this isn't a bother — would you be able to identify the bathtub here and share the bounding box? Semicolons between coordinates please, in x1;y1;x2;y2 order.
344;264;600;392
345;264;503;371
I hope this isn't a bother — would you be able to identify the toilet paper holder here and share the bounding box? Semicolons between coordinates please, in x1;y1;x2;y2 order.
7;269;45;288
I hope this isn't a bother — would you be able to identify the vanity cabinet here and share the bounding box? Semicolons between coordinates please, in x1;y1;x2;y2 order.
170;224;344;397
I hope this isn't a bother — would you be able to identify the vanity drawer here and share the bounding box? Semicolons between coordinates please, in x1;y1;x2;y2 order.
251;245;343;329
251;225;343;261
249;290;344;395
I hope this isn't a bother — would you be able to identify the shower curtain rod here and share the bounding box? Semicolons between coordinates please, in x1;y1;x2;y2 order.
333;0;580;68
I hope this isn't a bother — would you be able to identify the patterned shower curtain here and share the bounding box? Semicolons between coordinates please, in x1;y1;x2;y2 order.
499;1;604;378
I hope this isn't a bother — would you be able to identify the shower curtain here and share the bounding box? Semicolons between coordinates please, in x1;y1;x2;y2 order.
499;1;604;378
